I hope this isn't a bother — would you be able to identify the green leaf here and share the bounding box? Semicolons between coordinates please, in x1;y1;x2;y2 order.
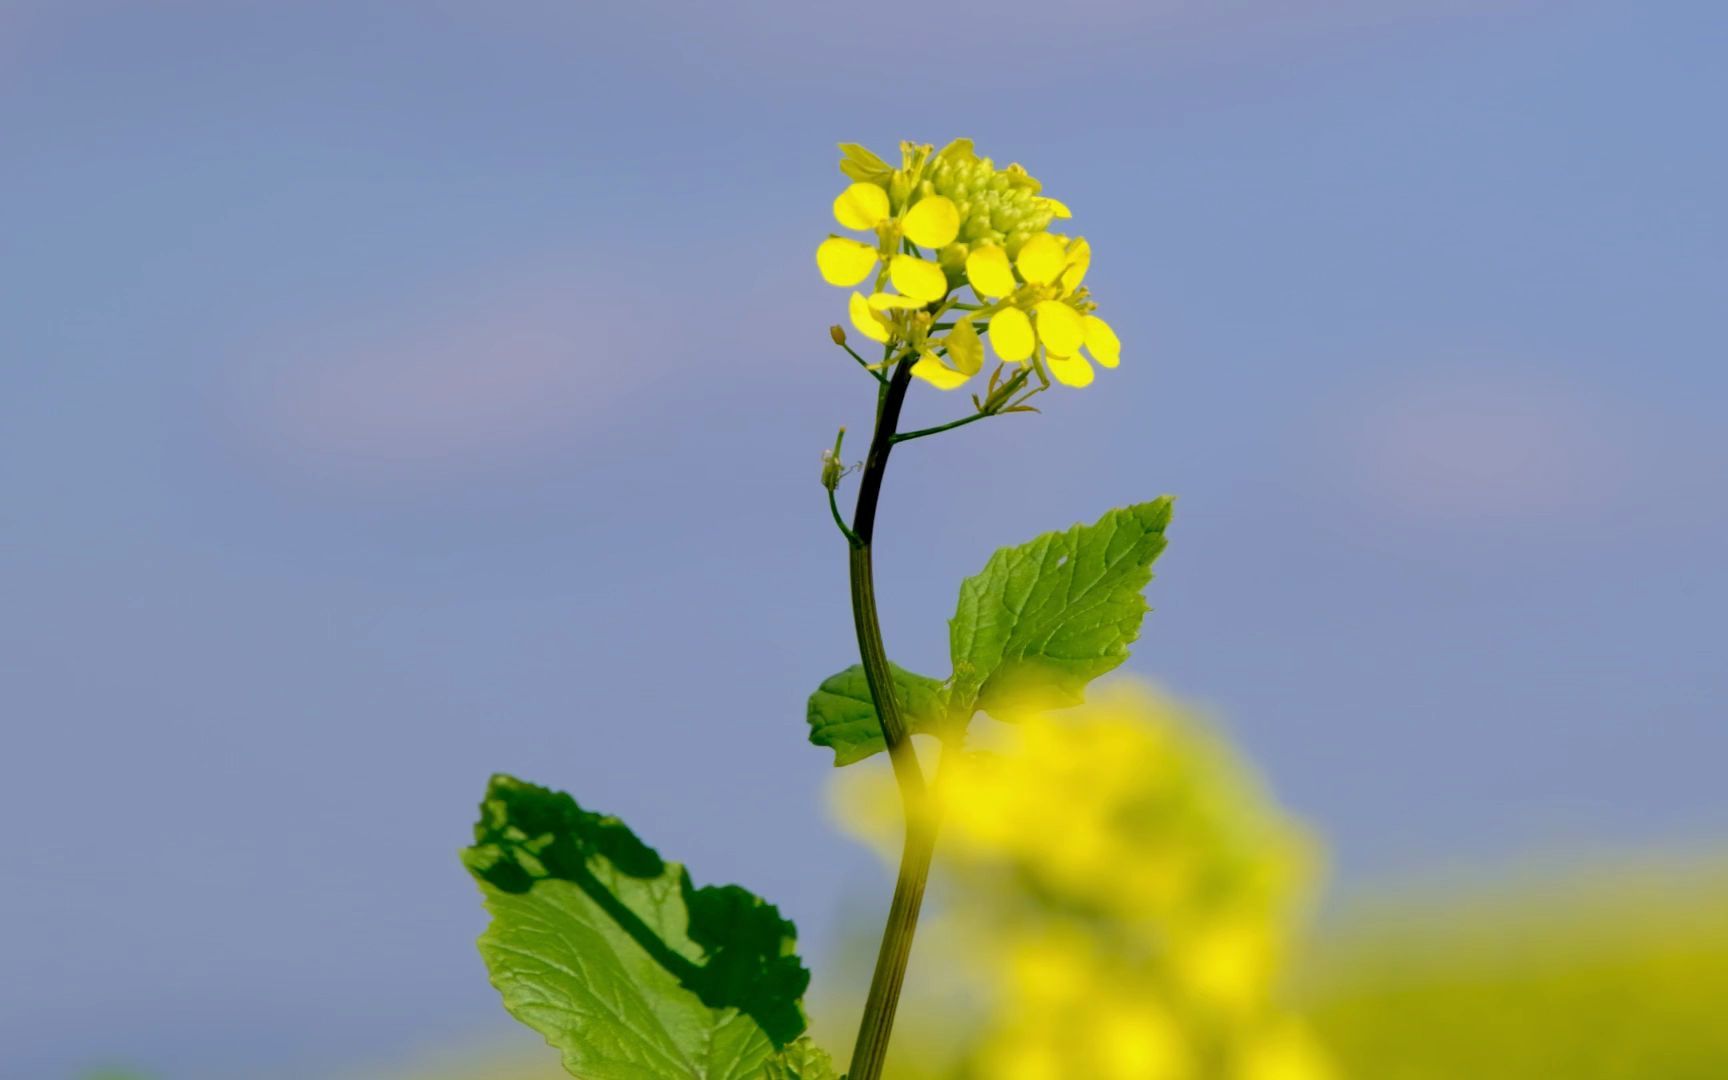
765;1040;839;1080
949;499;1173;720
806;661;948;766
463;774;830;1078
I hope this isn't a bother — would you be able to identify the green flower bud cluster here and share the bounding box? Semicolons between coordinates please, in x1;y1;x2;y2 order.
926;139;1061;259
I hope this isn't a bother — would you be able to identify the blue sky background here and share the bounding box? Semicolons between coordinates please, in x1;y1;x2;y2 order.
4;1;1725;1076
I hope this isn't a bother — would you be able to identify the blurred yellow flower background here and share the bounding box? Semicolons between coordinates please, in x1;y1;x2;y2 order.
830;682;1335;1080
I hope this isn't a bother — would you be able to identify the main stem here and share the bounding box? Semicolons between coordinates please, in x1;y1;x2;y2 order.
845;357;940;1080
847;806;939;1079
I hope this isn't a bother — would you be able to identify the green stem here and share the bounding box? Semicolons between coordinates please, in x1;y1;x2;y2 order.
838;339;888;383
847;792;941;1080
844;356;933;1080
826;428;862;547
847;358;924;800
892;411;991;443
893;367;1035;444
830;488;861;547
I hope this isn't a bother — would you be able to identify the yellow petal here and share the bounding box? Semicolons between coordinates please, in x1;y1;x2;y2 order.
1033;300;1085;356
965;245;1017;297
944;318;984;376
868;292;922;311
1060;237;1091;291
833;182;891;231
849;291;890;343
1044;197;1073;219
890;254;947;303
1082;315;1120;368
912;351;970;390
1015;233;1066;285
902;195;960;248
988;307;1035;362
1046;352;1095;388
817;236;878;286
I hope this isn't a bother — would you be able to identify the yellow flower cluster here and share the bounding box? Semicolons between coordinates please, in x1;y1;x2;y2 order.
976;931;1333;1080
832;682;1334;1080
816;139;1122;390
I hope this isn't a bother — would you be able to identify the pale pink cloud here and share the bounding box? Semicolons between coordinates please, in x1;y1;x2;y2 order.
1326;369;1631;525
235;273;667;479
226;244;806;488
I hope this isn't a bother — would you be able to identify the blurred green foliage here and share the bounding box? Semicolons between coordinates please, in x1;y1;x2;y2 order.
1300;857;1728;1079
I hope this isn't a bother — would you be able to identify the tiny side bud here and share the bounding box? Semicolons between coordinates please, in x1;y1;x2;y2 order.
820;447;843;491
829;324;847;346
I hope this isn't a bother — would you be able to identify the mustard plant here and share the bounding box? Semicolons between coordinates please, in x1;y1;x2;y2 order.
461;139;1168;1079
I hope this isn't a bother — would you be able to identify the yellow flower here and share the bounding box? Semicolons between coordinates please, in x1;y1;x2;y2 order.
818;140;1126;397
976;932;1196;1080
822;139;1078;374
914;316;983;389
964;231;1122;388
1236;1019;1338;1080
834;681;1317;925
815;142;965;309
844;289;982;390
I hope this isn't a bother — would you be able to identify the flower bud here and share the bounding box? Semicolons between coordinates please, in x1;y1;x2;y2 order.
820;447;843;491
829;324;847;346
